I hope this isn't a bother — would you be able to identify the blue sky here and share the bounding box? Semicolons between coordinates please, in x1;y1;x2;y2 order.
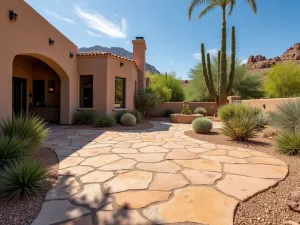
25;0;300;79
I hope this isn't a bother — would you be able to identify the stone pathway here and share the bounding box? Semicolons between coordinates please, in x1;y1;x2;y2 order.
32;121;288;225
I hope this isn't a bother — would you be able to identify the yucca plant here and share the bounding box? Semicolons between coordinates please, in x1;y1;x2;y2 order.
0;114;48;150
0;158;48;200
254;111;269;128
0;136;29;170
218;104;252;121
94;115;115;128
73;110;95;125
275;132;300;155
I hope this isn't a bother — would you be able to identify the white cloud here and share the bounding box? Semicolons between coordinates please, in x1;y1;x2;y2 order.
241;58;248;64
46;10;78;25
85;30;102;38
74;4;127;39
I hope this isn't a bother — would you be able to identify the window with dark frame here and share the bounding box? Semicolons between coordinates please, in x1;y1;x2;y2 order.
115;77;126;108
80;75;93;108
33;80;45;105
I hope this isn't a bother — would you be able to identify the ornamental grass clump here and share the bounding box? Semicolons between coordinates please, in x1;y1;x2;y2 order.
73;110;95;125
218;103;252;121
130;111;142;123
115;110;127;123
120;113;136;126
94;115;115;128
194;107;207;115
192;118;212;134
275;132;300;155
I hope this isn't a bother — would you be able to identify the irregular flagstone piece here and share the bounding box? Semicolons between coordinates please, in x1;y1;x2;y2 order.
200;155;247;164
119;153;165;163
113;142;132;148
113;191;171;208
77;147;112;157
117;170;130;174
99;159;137;170
55;150;79;157
142;186;237;225
174;142;199;147
60;215;93;225
80;154;121;167
186;147;211;153
31;200;90;225
247;157;287;166
228;151;253;158
216;174;277;200
46;185;81;200
200;143;217;150
103;171;152;193
53;176;80;189
58;166;94;176
223;163;288;179
149;173;189;191
59;157;86;169
136;161;181;173
131;142;162;148
162;142;185;149
111;148;138;154
250;151;273;157
165;149;198;160
83;143;114;149
72;184;112;209
96;210;152;225
200;149;227;156
181;169;222;185
139;146;169;153
173;159;222;172
80;171;114;183
216;145;237;150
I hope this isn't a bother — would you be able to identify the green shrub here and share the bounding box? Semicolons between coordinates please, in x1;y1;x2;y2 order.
275;132;300;155
194;107;207;115
130;111;142;123
115;110;127;123
0;114;48;150
94;115;115;128
73;110;95;125
120;113;136;126
263;129;279;138
270;100;300;134
218;104;252;121
0;158;48;200
221;115;259;141
136;89;158;118
192;118;213;134
254;111;269;128
165;109;176;117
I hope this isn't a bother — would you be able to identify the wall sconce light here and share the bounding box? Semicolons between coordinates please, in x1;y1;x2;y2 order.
49;38;55;46
120;62;124;67
70;52;74;58
48;80;55;93
9;10;18;22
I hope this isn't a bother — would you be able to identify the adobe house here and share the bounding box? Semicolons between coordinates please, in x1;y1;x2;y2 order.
0;0;147;124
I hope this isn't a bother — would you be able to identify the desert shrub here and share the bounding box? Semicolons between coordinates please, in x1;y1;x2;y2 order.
254;111;269;128
192;118;213;134
120;113;136;126
94;115;115;128
115;111;127;124
135;89;158;118
130;111;142;123
221;115;260;141
194;107;207;115
0;158;48;200
218;104;252;121
263;129;279;138
0;136;29;171
73;110;95;125
275;132;300;155
165;109;176;117
270;100;300;134
0;114;48;150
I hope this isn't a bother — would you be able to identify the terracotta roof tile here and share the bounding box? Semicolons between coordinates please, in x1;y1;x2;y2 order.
77;51;134;62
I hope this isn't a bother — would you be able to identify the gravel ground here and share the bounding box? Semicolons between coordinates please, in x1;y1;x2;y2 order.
0;147;59;225
185;129;300;225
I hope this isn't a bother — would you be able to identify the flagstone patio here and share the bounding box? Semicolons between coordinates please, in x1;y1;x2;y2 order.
32;121;288;225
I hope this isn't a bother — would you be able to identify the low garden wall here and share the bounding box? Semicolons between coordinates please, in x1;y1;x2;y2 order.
149;102;217;117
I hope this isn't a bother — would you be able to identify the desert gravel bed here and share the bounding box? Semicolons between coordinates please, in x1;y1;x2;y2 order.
0;147;59;225
185;129;300;225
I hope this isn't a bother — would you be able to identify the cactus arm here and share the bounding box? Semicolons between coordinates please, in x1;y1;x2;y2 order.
219;6;227;105
207;53;215;92
217;50;221;95
227;26;236;95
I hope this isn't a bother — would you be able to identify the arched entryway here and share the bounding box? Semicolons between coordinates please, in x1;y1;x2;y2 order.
12;54;70;124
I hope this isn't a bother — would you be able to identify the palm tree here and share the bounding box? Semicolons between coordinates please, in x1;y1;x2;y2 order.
188;0;257;104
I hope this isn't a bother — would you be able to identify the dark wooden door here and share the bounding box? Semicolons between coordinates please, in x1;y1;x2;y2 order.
12;77;27;115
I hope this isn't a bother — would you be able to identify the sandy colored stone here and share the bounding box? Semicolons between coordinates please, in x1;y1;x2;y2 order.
173;159;222;172
119;153;165;162
103;171;152;193
216;145;237;150
60;215;93;225
58;166;94;176
200;155;247;164
247;157;286;166
52;176;80;189
200;149;227;156
165;149;198;160
142;186;237;225
139;146;169;153
228;151;253;158
186;147;211;153
96;210;152;225
201;143;217;150
162;142;185;149
131;142;162;148
55;150;79;157
31;200;90;225
136;161;181;173
99;159;137;170
59;157;86;169
80;154;121;167
149;173;189;191
83;143;114;149
72;184;112;208
182;169;222;185
46;185;81;200
80;171;114;183
113;191;171;208
216;174;277;200
77;147;112;157
223;163;288;179
111;148;138;154
113;142;132;148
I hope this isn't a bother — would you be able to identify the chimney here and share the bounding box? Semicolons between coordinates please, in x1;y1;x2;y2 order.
132;37;147;89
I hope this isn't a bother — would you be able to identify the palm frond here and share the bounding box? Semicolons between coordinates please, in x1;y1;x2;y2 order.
228;0;236;15
246;0;257;13
188;0;212;20
197;3;218;20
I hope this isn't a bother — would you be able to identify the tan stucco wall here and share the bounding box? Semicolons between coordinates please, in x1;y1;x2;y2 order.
0;0;78;124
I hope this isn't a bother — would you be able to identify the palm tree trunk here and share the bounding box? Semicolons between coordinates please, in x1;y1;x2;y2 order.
219;6;227;105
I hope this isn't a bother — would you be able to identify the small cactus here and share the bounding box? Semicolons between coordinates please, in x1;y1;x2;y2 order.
192;118;213;134
181;101;192;115
120;113;136;126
